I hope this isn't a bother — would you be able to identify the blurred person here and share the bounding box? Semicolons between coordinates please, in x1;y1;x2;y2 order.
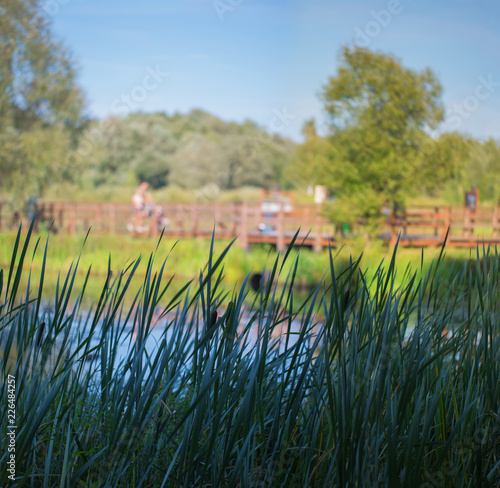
131;182;149;231
144;190;155;218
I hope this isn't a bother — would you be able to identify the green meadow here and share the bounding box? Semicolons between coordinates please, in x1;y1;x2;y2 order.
0;228;482;305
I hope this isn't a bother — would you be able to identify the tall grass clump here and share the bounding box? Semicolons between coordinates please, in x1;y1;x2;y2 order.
0;225;499;487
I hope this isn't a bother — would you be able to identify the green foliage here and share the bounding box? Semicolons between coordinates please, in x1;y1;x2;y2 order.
418;132;472;191
417;133;500;204
295;45;445;225
322;46;443;135
80;110;295;192
0;0;87;199
464;138;500;203
290;46;500;220
134;154;170;189
287;119;332;191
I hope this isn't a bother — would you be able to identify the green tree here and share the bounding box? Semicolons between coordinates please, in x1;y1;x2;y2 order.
288;120;332;192
0;0;86;199
417;132;471;195
463;138;500;203
81;110;294;193
134;155;170;189
318;46;444;224
416;135;500;205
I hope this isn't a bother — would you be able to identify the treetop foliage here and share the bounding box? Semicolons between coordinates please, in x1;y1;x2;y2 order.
322;46;444;136
0;0;87;197
79;110;295;192
320;46;445;207
291;45;500;226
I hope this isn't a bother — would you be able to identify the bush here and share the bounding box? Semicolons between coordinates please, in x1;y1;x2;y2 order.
134;156;170;189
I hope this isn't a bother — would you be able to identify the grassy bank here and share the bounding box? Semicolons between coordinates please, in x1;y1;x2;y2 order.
0;229;481;305
1;226;499;486
0;230;328;306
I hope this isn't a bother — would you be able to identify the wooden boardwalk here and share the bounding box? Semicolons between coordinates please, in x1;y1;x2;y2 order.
3;200;500;250
0;201;335;252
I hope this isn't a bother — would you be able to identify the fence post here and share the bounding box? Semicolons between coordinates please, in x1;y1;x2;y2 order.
276;205;285;252
443;206;451;240
95;203;102;233
149;211;158;237
464;207;470;238
109;204;116;234
492;207;498;239
55;202;61;233
314;205;322;252
215;202;221;234
231;203;238;236
176;204;183;233
69;203;76;234
36;201;43;231
48;202;54;230
239;202;249;250
190;203;198;237
255;201;262;230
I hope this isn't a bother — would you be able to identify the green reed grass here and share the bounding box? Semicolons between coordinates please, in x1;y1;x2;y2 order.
0;225;499;487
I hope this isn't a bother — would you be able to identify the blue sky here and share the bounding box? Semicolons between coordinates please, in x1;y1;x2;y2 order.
45;0;499;142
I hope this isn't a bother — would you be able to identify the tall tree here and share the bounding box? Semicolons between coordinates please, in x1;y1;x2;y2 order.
0;0;86;198
417;132;472;194
318;46;444;224
288;120;332;191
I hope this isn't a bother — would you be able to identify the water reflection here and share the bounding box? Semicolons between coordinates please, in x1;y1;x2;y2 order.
76;305;320;375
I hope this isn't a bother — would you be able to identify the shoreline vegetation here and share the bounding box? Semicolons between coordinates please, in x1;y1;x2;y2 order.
0;226;494;330
0;229;485;306
0;224;499;486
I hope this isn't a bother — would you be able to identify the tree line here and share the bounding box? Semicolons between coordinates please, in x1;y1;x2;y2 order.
74;110;294;192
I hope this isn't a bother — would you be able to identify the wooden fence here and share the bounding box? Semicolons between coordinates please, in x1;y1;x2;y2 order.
383;206;500;247
0;200;335;252
4;200;500;249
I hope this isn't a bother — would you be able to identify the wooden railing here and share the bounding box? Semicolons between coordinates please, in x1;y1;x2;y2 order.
0;200;335;252
384;206;500;246
4;200;500;249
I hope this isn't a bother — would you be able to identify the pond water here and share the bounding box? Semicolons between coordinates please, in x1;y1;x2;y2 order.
54;305;314;379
